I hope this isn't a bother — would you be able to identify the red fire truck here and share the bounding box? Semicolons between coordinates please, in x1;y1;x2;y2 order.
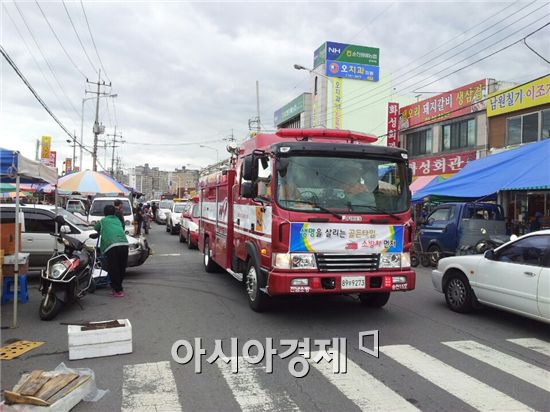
199;129;415;311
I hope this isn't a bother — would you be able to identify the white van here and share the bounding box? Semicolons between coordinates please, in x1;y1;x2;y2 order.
88;197;135;235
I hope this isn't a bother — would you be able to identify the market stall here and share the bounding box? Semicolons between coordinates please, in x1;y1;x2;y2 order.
0;148;57;328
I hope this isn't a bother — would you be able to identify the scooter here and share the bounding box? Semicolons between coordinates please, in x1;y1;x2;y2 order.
39;216;99;320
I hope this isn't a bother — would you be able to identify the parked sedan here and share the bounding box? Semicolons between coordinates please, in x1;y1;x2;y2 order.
0;204;149;269
179;202;199;249
166;202;187;235
432;230;550;324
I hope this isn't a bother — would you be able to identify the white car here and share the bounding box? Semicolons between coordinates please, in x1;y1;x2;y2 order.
156;199;173;224
89;197;135;235
432;230;550;324
0;204;148;269
166;202;188;235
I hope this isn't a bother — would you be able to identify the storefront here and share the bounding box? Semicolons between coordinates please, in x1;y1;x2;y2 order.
274;93;312;129
487;75;550;234
398;79;493;193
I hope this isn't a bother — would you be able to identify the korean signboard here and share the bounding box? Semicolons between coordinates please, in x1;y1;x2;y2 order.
326;60;379;82
313;43;326;69
274;94;306;126
487;75;550;117
400;79;486;129
289;223;404;254
40;135;51;160
332;78;343;129
387;102;399;147
326;41;379;66
409;150;477;177
65;158;72;174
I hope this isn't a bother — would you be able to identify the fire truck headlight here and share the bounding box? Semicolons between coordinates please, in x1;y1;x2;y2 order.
379;252;401;268
401;252;411;268
273;253;292;269
291;253;317;269
273;253;317;270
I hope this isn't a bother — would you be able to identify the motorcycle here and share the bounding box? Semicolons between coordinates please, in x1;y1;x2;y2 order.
39;216;99;320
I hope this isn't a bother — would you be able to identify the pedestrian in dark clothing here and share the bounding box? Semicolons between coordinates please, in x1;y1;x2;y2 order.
113;199;125;228
94;205;129;297
134;206;144;236
151;202;158;221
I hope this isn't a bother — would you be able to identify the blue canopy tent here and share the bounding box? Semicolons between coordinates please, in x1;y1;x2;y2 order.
413;139;550;203
1;148;57;328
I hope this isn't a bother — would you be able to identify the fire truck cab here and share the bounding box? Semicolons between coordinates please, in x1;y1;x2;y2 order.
199;129;415;311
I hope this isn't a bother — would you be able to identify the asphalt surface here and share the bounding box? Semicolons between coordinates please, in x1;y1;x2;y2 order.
1;223;549;411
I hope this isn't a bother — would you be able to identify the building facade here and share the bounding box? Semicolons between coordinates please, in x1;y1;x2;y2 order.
486;75;550;232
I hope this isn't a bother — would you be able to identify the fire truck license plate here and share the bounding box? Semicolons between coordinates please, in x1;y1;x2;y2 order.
341;276;366;289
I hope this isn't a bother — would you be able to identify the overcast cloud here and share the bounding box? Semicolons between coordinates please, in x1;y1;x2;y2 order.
1;0;548;172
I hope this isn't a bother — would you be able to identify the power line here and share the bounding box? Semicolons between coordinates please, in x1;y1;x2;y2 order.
376;72;550;141
319;2;547;124
34;0;87;79
11;1;81;124
80;0;111;83
3;3;77;127
62;0;98;77
315;11;550;126
1;44;77;148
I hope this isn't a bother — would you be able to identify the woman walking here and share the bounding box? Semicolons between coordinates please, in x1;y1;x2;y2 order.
94;205;129;297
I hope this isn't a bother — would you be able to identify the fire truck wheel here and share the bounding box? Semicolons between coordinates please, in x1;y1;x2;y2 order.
246;260;269;312
359;292;390;308
203;240;218;273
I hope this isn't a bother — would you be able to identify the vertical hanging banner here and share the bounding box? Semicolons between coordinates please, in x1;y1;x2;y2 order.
387;102;399;147
332;78;343;129
40;136;51;160
49;151;57;168
65;158;72;174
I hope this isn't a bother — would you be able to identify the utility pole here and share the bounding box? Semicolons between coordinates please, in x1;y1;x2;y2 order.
86;70;111;171
35;139;40;160
106;126;125;177
72;130;77;167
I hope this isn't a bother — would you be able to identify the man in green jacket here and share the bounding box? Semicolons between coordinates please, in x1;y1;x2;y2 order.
94;205;129;297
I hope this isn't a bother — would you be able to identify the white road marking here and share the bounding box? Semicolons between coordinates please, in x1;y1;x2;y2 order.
309;351;419;411
380;344;531;411
155;253;181;257
444;340;550;393
216;357;300;412
122;361;182;412
507;338;550;357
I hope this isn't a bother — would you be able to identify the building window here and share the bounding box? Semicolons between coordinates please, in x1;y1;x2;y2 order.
507;110;550;145
441;118;475;151
406;129;432;156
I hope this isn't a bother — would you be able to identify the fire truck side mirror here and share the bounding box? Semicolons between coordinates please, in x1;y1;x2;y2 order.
407;167;413;184
242;155;258;181
240;181;256;199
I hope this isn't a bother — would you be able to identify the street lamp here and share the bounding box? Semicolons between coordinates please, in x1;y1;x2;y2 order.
200;145;219;162
80;93;118;170
294;63;334;128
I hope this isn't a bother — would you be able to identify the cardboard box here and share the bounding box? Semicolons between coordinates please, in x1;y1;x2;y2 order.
2;253;30;276
0;223;22;255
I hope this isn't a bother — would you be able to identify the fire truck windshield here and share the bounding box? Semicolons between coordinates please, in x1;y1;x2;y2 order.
276;155;409;214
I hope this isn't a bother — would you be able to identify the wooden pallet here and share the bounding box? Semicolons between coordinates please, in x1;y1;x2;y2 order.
4;370;90;407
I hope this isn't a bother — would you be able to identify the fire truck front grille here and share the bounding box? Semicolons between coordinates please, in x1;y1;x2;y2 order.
316;253;380;272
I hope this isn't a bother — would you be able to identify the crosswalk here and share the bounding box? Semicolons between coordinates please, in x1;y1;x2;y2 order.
121;337;549;411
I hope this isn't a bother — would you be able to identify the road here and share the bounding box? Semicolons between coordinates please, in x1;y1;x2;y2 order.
1;223;549;411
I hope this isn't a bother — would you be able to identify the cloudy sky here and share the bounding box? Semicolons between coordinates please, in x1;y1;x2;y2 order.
1;0;548;173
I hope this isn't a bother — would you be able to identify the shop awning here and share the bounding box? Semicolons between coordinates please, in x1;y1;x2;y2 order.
412;138;550;202
410;175;444;195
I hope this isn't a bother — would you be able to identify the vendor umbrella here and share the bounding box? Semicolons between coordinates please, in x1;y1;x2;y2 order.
0;182;16;192
57;170;129;195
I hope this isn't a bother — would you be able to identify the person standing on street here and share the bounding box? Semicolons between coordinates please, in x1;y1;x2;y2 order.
113;199;125;228
143;204;153;234
94;205;129;297
151;201;158;221
134;204;144;236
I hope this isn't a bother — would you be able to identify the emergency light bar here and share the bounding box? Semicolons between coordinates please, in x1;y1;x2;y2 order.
276;128;378;143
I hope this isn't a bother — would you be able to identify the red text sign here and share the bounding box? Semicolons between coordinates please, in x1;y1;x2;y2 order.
400;79;486;129
410;151;477;176
387;102;399;147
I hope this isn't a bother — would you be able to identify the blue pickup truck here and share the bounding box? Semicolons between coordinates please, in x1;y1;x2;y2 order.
417;202;508;265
